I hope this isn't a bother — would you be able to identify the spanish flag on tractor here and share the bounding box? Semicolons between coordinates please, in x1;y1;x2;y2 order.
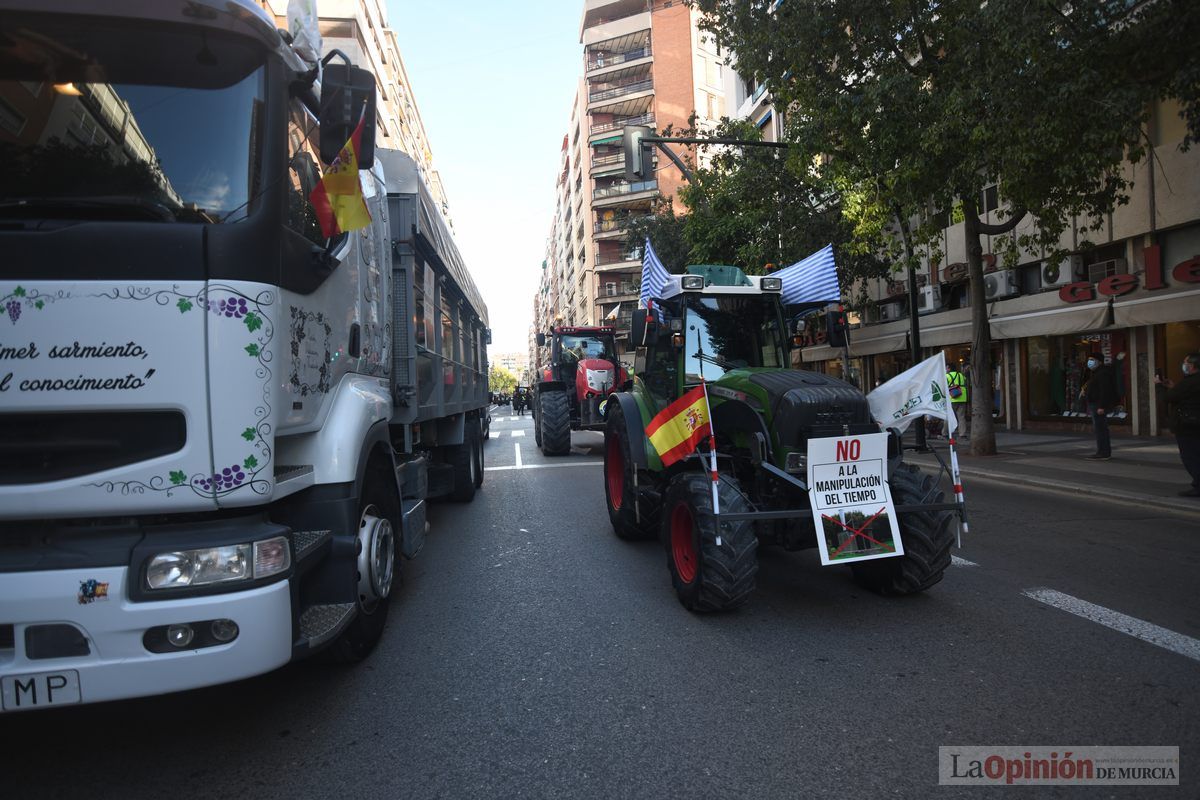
646;384;712;467
309;112;372;237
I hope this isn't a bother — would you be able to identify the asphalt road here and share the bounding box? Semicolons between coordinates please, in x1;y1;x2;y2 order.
4;406;1199;799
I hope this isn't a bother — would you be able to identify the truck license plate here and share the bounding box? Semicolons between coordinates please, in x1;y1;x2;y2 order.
2;670;81;711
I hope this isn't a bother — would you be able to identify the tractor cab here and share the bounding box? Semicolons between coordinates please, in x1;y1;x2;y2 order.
533;325;628;455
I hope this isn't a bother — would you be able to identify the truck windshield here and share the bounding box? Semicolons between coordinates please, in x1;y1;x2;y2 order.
0;15;266;223
684;295;787;382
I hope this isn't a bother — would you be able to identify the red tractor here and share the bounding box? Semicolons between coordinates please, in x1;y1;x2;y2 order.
533;325;628;455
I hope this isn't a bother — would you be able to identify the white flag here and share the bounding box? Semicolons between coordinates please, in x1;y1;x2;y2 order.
288;0;323;65
605;302;621;321
867;352;956;434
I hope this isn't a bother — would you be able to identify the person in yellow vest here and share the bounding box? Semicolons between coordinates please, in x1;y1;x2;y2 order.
946;362;969;438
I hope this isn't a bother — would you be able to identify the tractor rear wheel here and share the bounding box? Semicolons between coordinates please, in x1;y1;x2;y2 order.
850;463;954;595
604;403;658;540
661;473;758;612
538;389;571;456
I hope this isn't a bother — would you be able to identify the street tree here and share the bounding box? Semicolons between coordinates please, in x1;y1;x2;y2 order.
488;365;517;395
694;0;1200;455
626;116;888;301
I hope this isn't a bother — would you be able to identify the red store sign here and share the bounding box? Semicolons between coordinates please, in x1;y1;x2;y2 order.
1060;245;1200;303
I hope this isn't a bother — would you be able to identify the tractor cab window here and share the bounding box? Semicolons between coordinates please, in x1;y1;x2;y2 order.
683;296;786;383
558;334;613;364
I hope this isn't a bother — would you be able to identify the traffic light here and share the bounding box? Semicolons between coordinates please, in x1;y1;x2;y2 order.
622;125;655;182
826;308;850;348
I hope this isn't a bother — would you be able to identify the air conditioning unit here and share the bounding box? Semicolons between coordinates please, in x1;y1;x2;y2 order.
917;285;942;315
984;269;1020;300
1087;257;1128;284
1040;256;1080;288
879;303;903;322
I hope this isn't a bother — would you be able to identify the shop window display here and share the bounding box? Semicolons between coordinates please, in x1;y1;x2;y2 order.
1026;332;1131;421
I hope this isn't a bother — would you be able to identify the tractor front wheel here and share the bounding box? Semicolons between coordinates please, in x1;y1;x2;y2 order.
604;403;658;540
850;463;954;595
661;473;758;612
538;389;571;456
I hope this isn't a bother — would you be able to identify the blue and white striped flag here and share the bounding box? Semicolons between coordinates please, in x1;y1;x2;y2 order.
640;236;670;309
777;243;840;306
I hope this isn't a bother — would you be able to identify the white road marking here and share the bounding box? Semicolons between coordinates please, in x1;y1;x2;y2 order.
485;462;602;472
951;555;979;567
511;430;525;437
510;416;518;421
1022;587;1200;663
514;442;523;468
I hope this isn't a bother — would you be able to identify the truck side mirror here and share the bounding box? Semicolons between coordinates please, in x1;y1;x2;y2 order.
319;63;377;167
536;333;546;347
631;308;653;347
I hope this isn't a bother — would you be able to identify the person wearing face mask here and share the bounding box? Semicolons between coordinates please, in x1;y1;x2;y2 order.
1082;354;1122;460
1157;352;1200;497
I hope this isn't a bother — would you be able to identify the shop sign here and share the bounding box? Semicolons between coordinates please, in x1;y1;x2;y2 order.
1059;246;1200;303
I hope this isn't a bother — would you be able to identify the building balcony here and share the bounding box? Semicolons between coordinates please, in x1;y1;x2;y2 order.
586;29;652;75
581;1;650;42
588;77;653;105
592;179;657;205
595;249;642;269
590;112;654;138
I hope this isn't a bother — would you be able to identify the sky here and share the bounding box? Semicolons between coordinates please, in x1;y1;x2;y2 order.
388;1;584;355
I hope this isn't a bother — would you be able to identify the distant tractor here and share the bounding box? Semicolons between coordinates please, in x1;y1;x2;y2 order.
533;326;628;456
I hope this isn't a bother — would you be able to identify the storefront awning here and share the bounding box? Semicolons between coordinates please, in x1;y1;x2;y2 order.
801;344;841;363
989;299;1110;340
849;330;908;356
1113;288;1200;327
592;135;622;146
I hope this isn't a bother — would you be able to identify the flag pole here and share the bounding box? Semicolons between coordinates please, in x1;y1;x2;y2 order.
700;377;721;538
946;432;968;545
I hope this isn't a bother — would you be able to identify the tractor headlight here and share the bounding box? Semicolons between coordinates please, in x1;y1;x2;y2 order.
761;277;782;291
785;452;807;474
681;275;705;290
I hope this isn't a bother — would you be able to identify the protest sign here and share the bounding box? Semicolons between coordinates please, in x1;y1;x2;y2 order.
806;433;903;565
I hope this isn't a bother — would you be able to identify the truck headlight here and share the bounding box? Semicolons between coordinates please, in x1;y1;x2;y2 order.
145;536;290;590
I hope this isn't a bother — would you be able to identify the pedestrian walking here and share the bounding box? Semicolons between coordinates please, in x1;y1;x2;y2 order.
1157;352;1200;497
946;361;969;439
1082;354;1122;460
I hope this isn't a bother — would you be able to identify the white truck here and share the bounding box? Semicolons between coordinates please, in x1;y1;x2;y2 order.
0;0;490;711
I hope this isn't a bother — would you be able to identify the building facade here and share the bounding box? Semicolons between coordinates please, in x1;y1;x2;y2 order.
257;0;452;221
532;0;729;368
796;98;1199;438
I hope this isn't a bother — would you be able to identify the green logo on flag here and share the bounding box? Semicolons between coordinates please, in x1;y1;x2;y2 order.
930;380;945;405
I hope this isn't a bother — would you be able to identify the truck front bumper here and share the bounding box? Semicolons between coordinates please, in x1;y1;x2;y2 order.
0;565;292;712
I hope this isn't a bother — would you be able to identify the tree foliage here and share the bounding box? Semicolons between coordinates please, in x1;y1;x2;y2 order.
625;116;888;301
488;365;517;394
693;0;1200;454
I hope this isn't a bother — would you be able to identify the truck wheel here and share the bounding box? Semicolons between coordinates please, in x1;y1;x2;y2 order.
538;390;571;456
604;404;657;540
850;463;954;595
329;465;400;662
473;420;485;489
661;473;758;612
447;424;479;502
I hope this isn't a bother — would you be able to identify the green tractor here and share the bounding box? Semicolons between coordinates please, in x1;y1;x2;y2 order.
603;265;962;611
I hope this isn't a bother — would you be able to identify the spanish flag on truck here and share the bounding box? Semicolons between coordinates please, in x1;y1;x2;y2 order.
309;112;372;237
646;384;712;467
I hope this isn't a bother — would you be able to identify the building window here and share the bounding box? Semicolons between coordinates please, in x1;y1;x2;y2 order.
1025;333;1130;421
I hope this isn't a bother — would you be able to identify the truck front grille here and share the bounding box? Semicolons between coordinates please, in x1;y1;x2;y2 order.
0;411;186;485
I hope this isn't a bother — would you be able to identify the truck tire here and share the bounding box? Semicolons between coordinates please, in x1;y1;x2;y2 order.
447;424;479;502
473;420;485;489
850;463;954;595
538;389;571;456
661;473;758;612
604;404;658;540
328;465;400;662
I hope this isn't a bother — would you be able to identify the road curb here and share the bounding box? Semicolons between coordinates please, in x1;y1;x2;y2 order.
909;457;1200;517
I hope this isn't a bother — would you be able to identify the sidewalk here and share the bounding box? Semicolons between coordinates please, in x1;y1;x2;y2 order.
903;427;1200;518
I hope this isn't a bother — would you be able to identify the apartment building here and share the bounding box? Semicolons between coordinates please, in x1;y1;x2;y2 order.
257;0;452;221
533;0;729;359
